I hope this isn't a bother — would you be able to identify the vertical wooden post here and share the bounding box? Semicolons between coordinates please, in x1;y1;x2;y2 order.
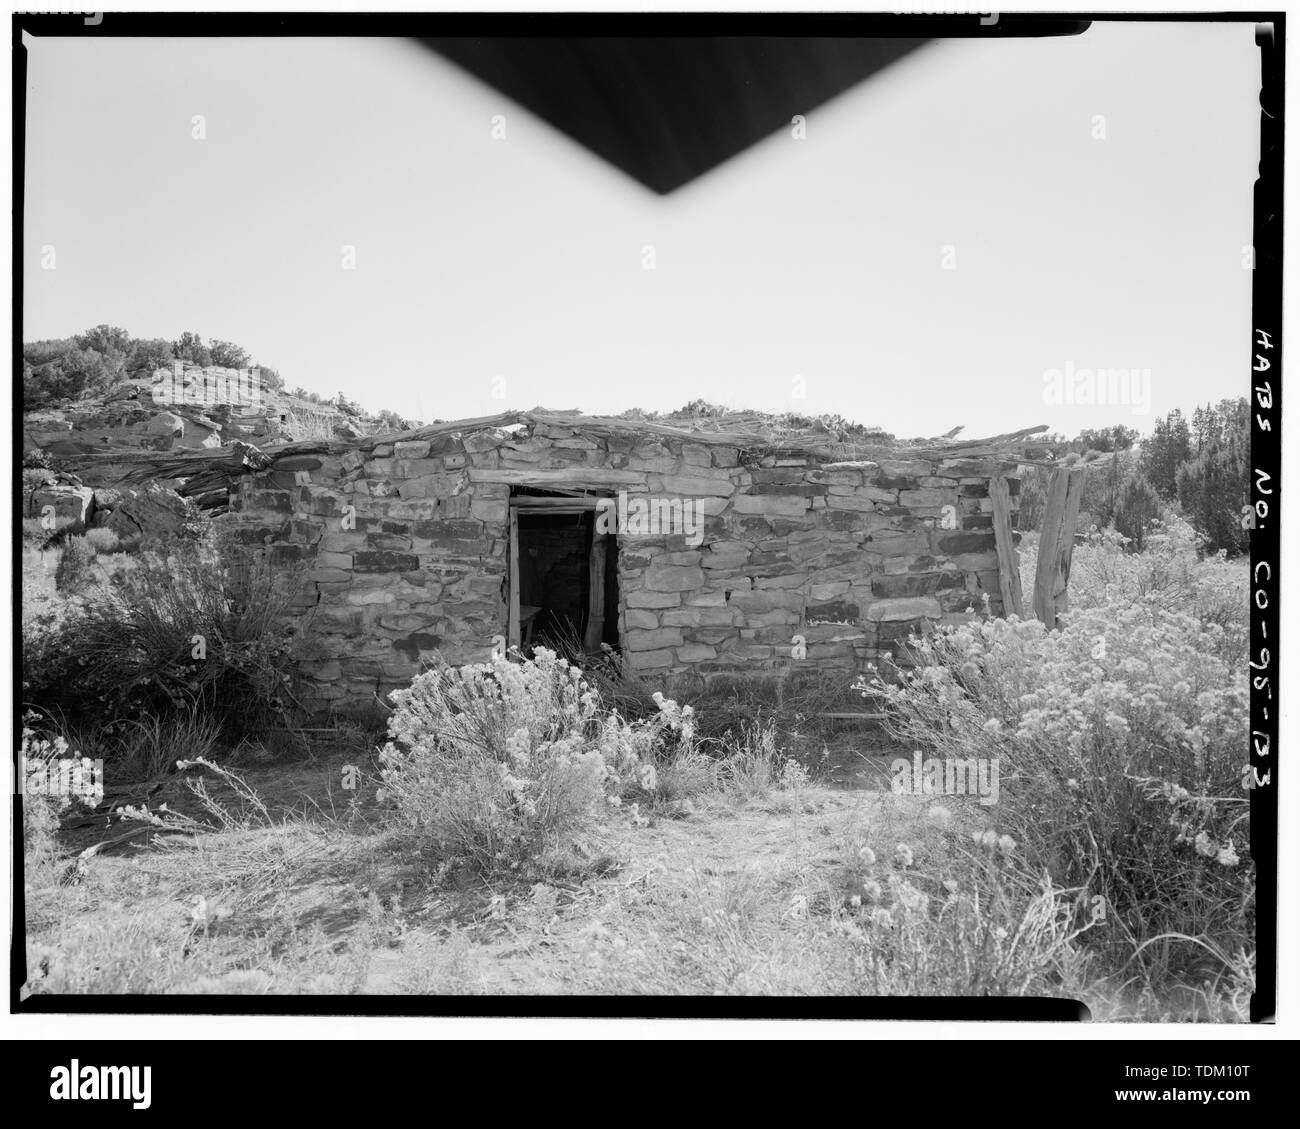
988;474;1024;618
584;530;606;651
508;506;520;650
1033;465;1087;629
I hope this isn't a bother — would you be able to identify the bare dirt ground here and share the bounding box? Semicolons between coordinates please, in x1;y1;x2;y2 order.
35;730;951;996
360;784;895;993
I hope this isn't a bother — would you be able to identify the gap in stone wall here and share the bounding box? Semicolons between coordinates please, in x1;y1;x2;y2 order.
518;510;592;649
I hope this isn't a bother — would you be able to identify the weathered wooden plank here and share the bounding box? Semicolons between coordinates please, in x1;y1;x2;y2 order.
509;495;603;509
988;473;1024;618
508;508;520;650
470;467;645;486
1033;467;1070;628
585;532;606;651
1054;467;1087;620
75;412;1059;501
1033;464;1087;629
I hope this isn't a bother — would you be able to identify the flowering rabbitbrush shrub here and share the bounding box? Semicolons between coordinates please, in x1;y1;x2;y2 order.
1022;517;1249;666
879;599;1251;976
379;648;660;874
596;691;711;802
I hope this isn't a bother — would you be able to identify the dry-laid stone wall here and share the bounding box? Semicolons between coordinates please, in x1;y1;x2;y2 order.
223;419;1021;714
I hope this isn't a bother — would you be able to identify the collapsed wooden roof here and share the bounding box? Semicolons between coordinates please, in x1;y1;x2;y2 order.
100;409;1053;496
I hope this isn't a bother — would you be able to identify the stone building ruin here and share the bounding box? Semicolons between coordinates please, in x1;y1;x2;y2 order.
213;411;1047;716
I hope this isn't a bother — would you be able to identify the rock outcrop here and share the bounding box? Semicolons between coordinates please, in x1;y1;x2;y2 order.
93;480;193;541
25;475;95;534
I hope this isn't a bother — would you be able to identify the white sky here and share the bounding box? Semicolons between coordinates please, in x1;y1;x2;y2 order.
22;23;1258;438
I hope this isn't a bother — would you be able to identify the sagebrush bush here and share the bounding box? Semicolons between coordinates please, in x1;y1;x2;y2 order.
26;531;304;732
55;535;96;592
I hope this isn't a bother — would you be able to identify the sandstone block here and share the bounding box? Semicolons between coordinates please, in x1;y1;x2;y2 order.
353;551;419;572
899;488;954;507
809;581;851;601
470;498;508;523
365;533;412;552
630;649;675;670
308;567;350;583
754;574;807;589
345;589;396;606
660;607;737;627
644;564;705;592
727;589;798;613
685;589;730;607
809;469;864;486
871;571;965;598
827;494;877;512
320;531;369;553
865;596;942;621
935;531;996;555
625;589;681;609
731;493;809;518
658;475;734;496
625;627;685;651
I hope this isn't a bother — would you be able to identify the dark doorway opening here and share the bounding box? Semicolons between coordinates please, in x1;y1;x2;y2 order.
509;493;619;657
